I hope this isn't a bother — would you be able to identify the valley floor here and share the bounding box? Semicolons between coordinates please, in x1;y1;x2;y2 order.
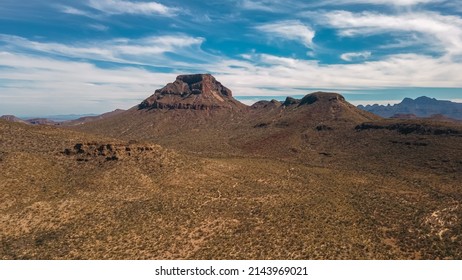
1;120;461;259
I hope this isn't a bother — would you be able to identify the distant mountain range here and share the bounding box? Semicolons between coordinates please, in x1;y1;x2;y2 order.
358;96;462;120
20;114;99;122
0;110;124;126
3;94;462;126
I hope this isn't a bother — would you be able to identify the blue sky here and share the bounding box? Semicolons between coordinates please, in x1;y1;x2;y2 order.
1;0;462;116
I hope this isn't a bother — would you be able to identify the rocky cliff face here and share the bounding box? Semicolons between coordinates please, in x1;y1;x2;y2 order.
139;74;246;111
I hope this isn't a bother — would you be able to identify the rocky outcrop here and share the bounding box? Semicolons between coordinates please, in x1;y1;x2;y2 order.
139;74;246;111
62;142;168;162
282;97;300;107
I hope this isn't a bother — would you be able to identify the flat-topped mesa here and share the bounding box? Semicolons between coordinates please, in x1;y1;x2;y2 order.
139;74;246;110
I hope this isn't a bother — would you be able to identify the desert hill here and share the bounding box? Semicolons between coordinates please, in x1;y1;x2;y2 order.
1;111;125;127
75;74;461;168
249;91;380;128
0;115;29;124
358;96;462;120
77;76;379;157
2;74;462;259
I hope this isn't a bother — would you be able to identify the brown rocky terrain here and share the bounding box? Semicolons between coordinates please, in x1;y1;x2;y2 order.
0;115;29;125
1;74;462;260
1;110;125;127
391;113;462;123
26;118;58;126
139;74;246;111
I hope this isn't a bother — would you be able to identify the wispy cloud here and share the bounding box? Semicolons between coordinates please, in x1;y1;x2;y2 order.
240;0;277;12
211;52;462;98
441;1;462;13
0;34;206;67
0;51;177;115
88;24;110;31
59;5;93;17
255;20;315;50
340;51;372;61
2;47;462;115
239;0;309;13
317;10;462;58
87;0;178;16
316;0;438;6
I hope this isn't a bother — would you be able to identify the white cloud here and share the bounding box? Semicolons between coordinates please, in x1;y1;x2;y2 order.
88;24;109;31
378;34;429;49
334;0;434;6
60;6;93;17
319;0;438;6
2;49;462;115
318;10;462;58
210;52;462;97
0;34;206;67
239;0;311;13
255;20;315;49
0;52;177;115
2;34;462;115
341;51;372;61
87;0;178;16
241;0;277;12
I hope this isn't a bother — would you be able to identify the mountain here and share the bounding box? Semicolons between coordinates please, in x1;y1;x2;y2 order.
358;96;462;120
26;114;99;122
0;115;57;125
139;74;246;111
76;75;379;157
1;111;126;126
0;115;29;124
280;91;379;123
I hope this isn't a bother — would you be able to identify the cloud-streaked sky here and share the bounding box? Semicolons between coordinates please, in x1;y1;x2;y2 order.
1;0;462;116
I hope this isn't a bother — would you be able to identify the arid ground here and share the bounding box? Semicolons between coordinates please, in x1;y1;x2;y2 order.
1;75;462;259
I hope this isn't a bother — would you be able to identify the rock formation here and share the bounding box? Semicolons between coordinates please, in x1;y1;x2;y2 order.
139;74;246;111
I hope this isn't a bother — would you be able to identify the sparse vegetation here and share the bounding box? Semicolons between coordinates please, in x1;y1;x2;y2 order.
1;90;462;260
